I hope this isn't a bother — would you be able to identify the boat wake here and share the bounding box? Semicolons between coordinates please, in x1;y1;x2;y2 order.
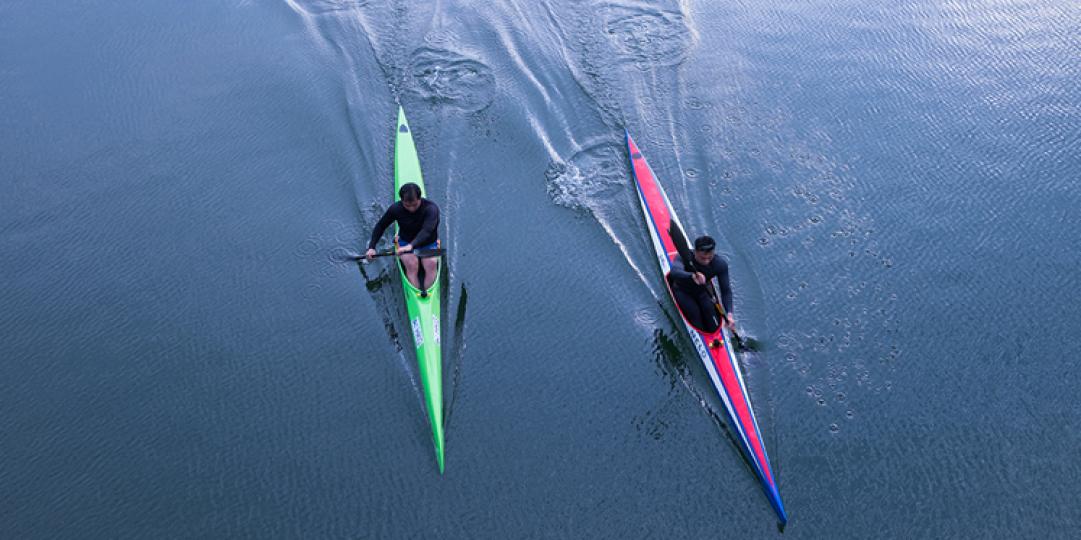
286;0;369;16
543;138;659;297
599;2;697;70
407;45;496;112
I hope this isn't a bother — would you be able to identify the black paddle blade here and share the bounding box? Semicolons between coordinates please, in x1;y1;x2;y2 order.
412;248;446;259
741;336;764;352
728;330;764;353
667;218;697;271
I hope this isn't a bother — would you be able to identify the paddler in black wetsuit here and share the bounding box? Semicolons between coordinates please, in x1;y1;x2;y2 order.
365;182;440;291
669;235;735;333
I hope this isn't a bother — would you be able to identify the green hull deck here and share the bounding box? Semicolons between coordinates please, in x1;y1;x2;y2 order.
394;106;444;473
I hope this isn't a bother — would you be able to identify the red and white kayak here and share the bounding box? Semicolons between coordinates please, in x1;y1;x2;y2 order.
626;131;788;524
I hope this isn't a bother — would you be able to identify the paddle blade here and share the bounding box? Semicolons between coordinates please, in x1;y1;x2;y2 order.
667;218;696;269
728;328;764;352
413;248;446;259
740;335;764;352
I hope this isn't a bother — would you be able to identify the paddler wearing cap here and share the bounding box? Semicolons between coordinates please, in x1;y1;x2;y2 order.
668;235;734;333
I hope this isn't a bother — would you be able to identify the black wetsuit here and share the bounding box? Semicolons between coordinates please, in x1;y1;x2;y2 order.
367;198;440;250
669;255;733;333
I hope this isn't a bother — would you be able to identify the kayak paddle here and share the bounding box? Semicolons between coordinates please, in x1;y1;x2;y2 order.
348;248;446;261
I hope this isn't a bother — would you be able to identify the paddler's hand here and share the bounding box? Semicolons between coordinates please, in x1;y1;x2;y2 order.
723;313;735;329
693;272;707;285
399;243;414;254
365;248;376;260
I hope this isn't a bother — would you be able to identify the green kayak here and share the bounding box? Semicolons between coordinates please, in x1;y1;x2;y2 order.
393;106;444;473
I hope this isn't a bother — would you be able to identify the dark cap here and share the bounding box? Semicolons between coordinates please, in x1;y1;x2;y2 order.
694;235;716;252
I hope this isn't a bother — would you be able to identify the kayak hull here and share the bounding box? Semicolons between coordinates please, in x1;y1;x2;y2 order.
626;132;786;523
394;106;445;473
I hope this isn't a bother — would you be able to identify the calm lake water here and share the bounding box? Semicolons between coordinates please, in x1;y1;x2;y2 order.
2;0;1079;537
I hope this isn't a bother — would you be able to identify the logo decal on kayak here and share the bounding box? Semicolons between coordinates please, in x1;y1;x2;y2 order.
632;152;642;159
412;318;423;347
399;125;409;133
691;327;710;361
432;315;440;345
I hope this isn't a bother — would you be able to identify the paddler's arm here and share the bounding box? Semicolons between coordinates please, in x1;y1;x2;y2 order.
408;202;440;249
367;206;397;251
669;257;703;286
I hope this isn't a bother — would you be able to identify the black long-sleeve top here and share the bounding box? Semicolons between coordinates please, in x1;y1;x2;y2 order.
367;198;440;250
669;255;733;314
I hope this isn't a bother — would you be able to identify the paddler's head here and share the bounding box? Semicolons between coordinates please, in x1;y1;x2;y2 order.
693;235;716;266
399;183;422;212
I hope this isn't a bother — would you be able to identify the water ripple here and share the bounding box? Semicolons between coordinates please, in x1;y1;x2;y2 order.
601;3;695;68
408;46;495;112
544;139;627;214
289;0;369;15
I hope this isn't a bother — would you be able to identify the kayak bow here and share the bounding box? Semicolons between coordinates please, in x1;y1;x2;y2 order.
626;131;787;523
394;106;445;473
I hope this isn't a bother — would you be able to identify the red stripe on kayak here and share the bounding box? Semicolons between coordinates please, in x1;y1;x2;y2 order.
630;132;784;520
631;134;776;489
628;137;678;257
709;343;775;485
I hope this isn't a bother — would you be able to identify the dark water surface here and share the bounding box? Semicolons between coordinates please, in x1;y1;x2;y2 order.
3;0;1080;537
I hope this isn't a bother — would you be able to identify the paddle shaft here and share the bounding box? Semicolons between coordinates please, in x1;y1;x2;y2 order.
358;248;445;260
